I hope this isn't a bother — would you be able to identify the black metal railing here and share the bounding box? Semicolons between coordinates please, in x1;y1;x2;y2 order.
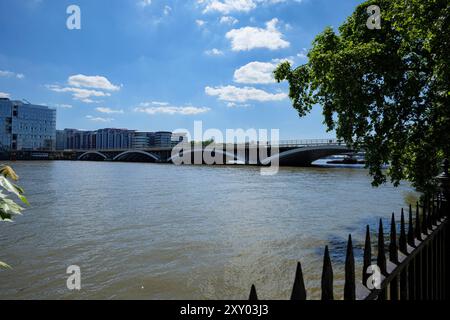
249;161;450;301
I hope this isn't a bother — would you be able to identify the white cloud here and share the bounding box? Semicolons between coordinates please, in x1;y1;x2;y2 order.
0;92;10;99
233;57;294;84
164;5;172;15
220;16;239;25
200;0;256;14
135;102;210;115
234;61;277;84
55;104;73;109
0;70;25;79
196;19;206;27
86;115;114;122
205;48;224;56
138;0;152;8
96;107;124;114
47;85;110;103
148;101;170;106
0;70;14;77
198;0;301;14
226;18;290;51
296;48;308;60
227;102;251;108
47;74;119;103
68;74;120;91
271;57;294;64
205;85;287;102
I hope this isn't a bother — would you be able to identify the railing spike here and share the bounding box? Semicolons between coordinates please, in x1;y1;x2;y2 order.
377;219;387;275
290;262;307;300
321;246;334;300
415;201;422;241
428;198;434;229
437;195;442;219
407;204;415;247
399;209;407;254
389;213;399;264
362;225;372;287
389;214;400;301
344;234;356;300
431;196;436;225
249;284;258;300
422;198;429;236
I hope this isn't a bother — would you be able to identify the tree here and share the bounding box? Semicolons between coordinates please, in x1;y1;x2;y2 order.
0;165;29;269
275;0;449;192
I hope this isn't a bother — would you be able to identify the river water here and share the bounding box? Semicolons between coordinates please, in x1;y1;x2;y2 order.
0;161;418;300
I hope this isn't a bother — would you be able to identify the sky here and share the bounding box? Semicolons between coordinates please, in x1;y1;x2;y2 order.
0;0;364;140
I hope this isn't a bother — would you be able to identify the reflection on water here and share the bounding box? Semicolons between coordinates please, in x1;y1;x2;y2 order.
0;161;418;300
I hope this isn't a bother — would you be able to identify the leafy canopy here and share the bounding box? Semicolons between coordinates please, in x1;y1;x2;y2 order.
275;0;449;191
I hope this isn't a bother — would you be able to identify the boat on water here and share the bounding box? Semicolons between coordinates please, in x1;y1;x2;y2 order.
325;153;365;165
327;157;365;165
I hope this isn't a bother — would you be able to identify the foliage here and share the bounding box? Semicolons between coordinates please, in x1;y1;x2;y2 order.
191;138;216;147
274;0;450;192
0;165;29;269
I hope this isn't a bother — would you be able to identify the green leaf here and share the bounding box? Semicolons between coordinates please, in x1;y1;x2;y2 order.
0;165;29;223
0;261;12;269
0;165;19;181
19;195;30;206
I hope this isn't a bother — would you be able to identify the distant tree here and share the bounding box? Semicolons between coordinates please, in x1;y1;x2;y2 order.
0;165;29;269
191;139;216;147
275;0;449;192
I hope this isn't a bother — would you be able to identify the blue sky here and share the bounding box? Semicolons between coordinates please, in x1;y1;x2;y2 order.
0;0;363;139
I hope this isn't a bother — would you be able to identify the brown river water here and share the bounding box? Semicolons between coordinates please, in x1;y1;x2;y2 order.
0;161;418;299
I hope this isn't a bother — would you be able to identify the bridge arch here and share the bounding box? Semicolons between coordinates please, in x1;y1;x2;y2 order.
113;150;160;162
261;145;353;166
169;147;245;165
78;151;108;161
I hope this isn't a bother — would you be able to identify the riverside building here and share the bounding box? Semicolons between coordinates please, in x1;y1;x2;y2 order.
55;128;180;150
0;98;56;151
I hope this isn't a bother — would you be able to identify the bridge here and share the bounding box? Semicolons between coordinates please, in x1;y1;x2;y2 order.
3;139;353;166
69;139;353;167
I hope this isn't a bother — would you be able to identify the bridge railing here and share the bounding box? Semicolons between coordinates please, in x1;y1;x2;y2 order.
248;160;450;301
63;139;346;152
219;139;345;148
277;139;344;147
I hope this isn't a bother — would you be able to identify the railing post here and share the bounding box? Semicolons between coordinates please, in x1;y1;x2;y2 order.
427;199;434;300
291;262;307;300
362;225;372;288
399;209;407;254
436;159;450;211
377;219;387;300
415;202;422;241
389;213;399;300
414;201;424;300
422;197;429;237
436;159;449;300
321;246;334;300
344;235;356;300
439;225;442;301
249;284;258;300
407;205;416;300
407;205;414;247
399;209;408;300
432;197;438;299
